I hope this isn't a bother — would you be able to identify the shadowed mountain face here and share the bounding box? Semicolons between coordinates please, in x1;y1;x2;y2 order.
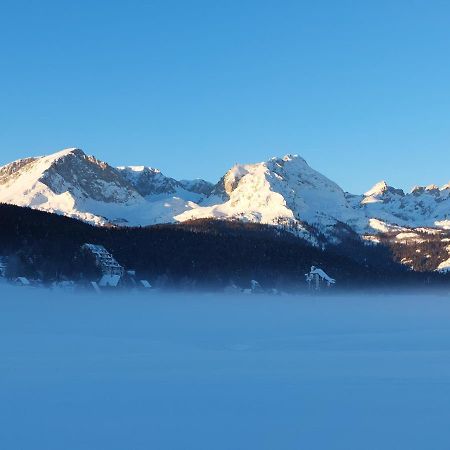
117;166;214;198
0;148;449;271
40;150;138;203
117;166;180;197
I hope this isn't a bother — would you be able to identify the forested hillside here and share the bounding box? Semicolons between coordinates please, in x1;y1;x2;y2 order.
0;204;447;290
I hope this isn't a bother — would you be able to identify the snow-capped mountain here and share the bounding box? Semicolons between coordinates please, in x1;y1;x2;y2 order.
0;148;140;225
347;180;450;231
176;154;359;240
347;181;450;272
1;147;450;270
117;166;180;197
0;149;209;226
117;166;213;200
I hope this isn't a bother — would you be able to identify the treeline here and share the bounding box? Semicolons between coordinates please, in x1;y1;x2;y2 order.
0;204;448;290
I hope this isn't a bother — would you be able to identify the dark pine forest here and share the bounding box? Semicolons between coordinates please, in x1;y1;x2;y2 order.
0;204;447;291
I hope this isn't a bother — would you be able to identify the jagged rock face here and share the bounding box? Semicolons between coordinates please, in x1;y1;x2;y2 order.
205;176;229;201
179;179;214;196
117;166;180;197
40;150;138;203
0;157;38;184
117;167;214;198
352;180;450;230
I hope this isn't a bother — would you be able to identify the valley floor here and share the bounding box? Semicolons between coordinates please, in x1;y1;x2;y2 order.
1;287;450;449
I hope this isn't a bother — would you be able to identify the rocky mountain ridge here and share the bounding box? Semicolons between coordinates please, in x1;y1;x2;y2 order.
1;147;449;271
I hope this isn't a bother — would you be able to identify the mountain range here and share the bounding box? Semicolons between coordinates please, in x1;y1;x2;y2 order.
0;147;449;272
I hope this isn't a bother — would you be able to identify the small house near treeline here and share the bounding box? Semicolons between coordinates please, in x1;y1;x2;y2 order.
305;266;336;291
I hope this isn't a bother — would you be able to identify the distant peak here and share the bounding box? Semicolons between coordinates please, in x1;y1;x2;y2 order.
412;183;447;194
39;148;87;165
0;148;87;173
269;154;308;168
365;181;404;197
364;181;389;197
50;148;85;158
411;185;424;194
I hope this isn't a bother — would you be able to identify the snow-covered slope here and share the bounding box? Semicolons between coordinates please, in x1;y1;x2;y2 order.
345;180;450;232
0;149;203;226
176;155;358;239
0;148;142;225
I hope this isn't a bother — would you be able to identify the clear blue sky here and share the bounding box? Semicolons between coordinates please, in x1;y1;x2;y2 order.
1;0;450;193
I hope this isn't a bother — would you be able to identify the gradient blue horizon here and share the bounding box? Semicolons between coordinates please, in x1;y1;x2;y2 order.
1;0;450;194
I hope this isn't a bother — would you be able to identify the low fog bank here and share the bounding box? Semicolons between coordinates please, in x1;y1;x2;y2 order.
2;286;450;449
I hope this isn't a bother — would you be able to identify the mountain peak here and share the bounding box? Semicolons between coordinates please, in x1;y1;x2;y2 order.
364;180;405;198
411;185;425;194
269;154;308;166
364;181;389;197
282;153;299;162
411;183;447;194
46;148;86;160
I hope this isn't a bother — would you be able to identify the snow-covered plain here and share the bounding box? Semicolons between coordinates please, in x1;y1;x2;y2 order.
2;287;450;449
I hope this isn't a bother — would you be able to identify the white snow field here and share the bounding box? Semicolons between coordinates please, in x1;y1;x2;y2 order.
1;287;450;450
